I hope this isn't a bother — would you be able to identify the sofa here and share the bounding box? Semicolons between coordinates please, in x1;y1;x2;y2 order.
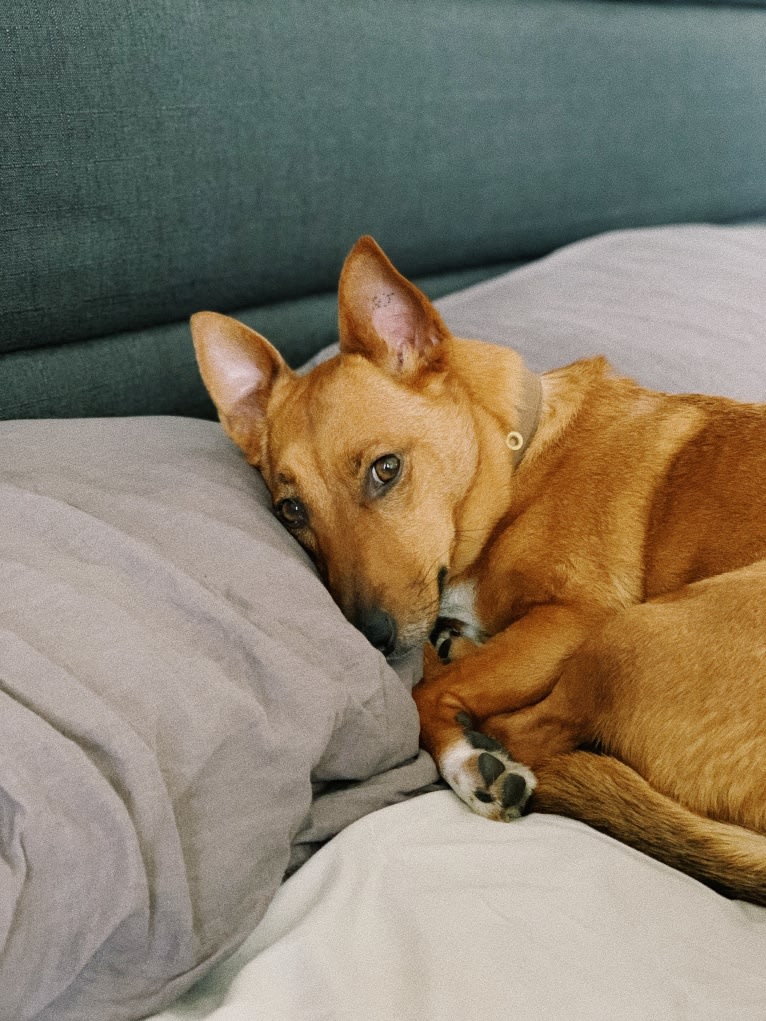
2;3;766;1019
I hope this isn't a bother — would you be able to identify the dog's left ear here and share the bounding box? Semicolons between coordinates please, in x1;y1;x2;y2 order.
338;236;449;377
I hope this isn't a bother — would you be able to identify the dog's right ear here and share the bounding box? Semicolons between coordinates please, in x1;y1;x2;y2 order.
338;236;449;379
190;311;288;460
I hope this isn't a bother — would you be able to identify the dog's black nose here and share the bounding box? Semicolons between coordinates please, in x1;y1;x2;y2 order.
357;607;398;657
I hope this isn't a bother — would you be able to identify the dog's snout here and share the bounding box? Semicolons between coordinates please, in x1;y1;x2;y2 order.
357;607;398;657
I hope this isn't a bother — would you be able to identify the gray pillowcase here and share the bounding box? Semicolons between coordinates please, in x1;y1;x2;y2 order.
0;417;437;1020
437;224;766;400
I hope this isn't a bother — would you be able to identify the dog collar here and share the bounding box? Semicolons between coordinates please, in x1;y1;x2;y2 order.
505;364;543;467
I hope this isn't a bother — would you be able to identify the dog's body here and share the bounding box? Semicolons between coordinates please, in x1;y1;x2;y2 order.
192;237;766;904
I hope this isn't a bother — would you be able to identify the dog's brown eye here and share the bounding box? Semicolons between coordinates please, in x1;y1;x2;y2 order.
370;454;401;487
275;497;308;528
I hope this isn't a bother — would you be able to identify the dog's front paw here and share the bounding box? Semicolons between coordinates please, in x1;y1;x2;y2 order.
429;618;479;665
440;728;536;822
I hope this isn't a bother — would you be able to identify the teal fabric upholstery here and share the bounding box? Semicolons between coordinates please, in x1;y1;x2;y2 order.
2;1;766;418
0;264;516;419
604;1;766;6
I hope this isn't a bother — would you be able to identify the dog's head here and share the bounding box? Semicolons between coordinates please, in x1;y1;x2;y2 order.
191;237;523;657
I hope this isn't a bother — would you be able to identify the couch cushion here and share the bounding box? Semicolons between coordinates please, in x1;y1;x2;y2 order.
0;263;517;420
3;1;766;355
605;1;766;6
306;224;766;402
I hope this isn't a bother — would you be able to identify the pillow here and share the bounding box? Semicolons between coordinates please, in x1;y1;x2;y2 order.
0;417;438;1020
436;224;766;400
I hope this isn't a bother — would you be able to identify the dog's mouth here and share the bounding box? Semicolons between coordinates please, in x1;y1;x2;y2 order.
350;565;449;659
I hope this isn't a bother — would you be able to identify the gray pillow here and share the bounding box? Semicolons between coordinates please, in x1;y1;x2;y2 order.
0;417;437;1021
437;224;766;400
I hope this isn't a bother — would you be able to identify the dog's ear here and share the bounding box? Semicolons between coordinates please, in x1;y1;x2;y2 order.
338;236;449;377
190;311;288;460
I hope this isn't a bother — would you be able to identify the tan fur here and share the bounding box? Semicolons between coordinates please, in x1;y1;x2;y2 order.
191;236;766;905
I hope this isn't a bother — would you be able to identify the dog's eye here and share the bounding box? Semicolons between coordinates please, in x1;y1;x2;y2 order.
275;497;308;528
370;454;401;488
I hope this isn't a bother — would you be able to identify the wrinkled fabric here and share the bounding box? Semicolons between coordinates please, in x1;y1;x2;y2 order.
155;793;766;1021
438;224;766;401
0;417;437;1020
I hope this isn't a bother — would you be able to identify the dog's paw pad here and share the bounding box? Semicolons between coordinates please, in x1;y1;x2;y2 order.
436;636;453;663
501;772;528;810
465;729;504;752
478;751;505;785
440;736;536;821
430;622;460;662
429;618;480;664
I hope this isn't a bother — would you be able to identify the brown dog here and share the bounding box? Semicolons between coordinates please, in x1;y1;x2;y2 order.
191;236;766;904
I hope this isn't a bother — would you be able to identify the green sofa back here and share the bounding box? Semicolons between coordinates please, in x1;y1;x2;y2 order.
2;1;766;418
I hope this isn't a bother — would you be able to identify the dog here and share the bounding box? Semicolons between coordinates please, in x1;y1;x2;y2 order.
191;235;766;905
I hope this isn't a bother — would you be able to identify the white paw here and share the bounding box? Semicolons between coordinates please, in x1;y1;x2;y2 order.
440;731;536;821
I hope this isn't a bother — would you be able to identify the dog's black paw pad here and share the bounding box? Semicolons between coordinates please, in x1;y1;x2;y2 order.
441;736;536;822
478;752;506;786
466;730;504;752
430;618;469;664
502;772;529;810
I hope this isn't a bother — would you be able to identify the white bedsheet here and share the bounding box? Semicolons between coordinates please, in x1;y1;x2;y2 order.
154;792;766;1020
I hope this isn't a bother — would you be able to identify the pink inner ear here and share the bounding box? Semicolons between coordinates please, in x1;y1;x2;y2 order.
226;359;270;408
372;306;417;346
371;294;421;356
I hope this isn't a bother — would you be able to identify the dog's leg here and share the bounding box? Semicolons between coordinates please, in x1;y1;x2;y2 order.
414;604;604;820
